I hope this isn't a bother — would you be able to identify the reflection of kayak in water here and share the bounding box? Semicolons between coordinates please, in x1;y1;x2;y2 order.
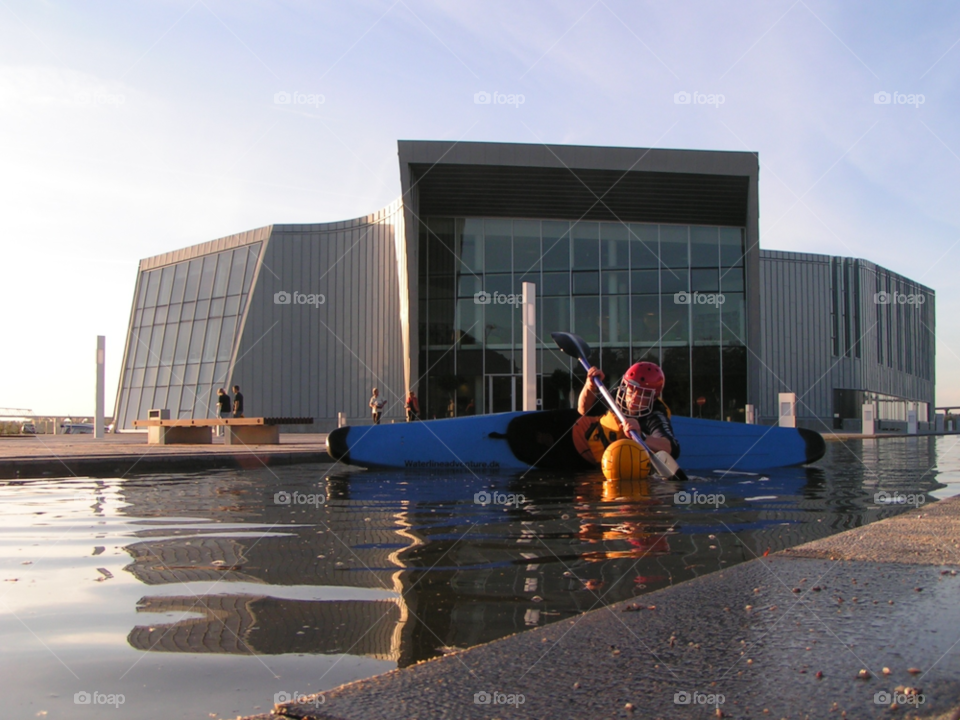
327;409;825;472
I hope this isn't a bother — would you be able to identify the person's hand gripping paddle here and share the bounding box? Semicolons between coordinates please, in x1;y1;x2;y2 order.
552;331;687;481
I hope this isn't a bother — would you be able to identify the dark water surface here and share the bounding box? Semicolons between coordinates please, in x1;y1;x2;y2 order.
2;435;958;719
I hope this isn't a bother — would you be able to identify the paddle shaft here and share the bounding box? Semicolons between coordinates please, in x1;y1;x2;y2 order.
576;356;675;479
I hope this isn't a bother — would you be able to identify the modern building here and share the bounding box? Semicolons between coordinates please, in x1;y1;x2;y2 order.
113;141;935;433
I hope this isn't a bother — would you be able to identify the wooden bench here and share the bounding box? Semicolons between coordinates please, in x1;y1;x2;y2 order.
132;417;314;445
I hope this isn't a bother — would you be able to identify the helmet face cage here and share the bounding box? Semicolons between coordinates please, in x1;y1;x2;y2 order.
616;379;657;418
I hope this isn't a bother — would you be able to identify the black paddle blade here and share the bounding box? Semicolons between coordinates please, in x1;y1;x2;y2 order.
551;332;592;361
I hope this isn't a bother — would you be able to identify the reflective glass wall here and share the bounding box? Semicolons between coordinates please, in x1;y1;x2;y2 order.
116;243;261;428
418;219;747;422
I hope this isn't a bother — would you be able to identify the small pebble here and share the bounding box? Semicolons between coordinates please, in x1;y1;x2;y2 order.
857;669;870;679
624;702;634;712
815;671;823;679
907;667;922;675
882;667;892;675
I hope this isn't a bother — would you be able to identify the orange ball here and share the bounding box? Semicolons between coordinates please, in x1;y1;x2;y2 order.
601;439;651;481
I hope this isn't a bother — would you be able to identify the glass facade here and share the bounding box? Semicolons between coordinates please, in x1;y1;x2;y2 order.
418;219;747;422
116;243;261;429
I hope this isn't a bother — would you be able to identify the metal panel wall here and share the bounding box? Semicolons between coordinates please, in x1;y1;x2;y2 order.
231;201;405;431
758;250;935;429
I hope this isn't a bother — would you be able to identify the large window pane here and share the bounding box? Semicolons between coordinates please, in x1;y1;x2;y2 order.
720;268;744;292
485;303;512;345
661;347;690;417
661;298;689;343
456;298;482;345
212;252;231;297
197;255;217;300
146;326;163;367
541;297;570;336
484;274;512;297
227;249;247;296
171;262;188;304
721;292;745;345
153;305;168;326
513;220;541;274
572;271;599;295
542;221;570;271
143;270;161;308
188;321;206;363
690;226;719;267
209;297;225;318
458;275;481;298
157;265;175;305
242;244;260;290
661;267;689;294
183;259;203;302
692;346;722;420
692;268;719;293
660;225;689;269
719;227;745;267
459;219;483;273
572;296;599;343
572;222;599;269
630;224;659;269
631;269;658;294
603;296;629;344
601;223;629;268
160;323;177;364
722;346;747;422
202;318;221;363
692;300;721;344
603;270;629;295
631;295;660;344
484;219;512;272
428;299;454;346
217;320;235;362
174;323;191;364
542;272;569;296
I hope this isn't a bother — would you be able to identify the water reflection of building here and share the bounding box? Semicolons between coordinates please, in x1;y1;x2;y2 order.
120;474;420;665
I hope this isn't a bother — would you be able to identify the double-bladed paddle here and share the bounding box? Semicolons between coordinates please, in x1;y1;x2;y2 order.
552;331;686;481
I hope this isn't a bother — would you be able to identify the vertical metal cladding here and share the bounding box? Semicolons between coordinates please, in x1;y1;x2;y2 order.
758;250;935;430
230;201;405;431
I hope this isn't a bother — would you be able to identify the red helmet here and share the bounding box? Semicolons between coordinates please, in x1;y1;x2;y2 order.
616;362;665;417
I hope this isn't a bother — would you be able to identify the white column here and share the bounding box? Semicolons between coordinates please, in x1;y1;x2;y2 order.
522;282;537;412
95;336;105;438
862;403;875;435
907;403;918;435
778;392;796;428
745;404;755;424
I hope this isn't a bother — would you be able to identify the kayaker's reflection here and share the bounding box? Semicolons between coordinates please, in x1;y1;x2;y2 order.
574;476;671;562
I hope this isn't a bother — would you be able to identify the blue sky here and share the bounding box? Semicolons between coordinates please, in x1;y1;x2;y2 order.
1;0;958;415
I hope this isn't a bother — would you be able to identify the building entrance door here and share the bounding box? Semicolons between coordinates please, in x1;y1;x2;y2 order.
486;375;521;413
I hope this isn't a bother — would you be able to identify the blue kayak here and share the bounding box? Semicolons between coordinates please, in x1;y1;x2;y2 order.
326;409;825;473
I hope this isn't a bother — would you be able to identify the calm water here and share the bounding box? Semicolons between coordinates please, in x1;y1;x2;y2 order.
2;435;958;719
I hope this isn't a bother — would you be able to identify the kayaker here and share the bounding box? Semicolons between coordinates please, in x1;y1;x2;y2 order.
572;362;680;466
369;388;386;425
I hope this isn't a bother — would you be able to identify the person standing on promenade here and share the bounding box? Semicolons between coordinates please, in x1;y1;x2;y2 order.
216;388;231;437
232;385;245;418
369;388;386;425
405;391;420;422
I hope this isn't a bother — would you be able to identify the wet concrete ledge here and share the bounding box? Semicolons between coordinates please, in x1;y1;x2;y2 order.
0;434;332;479
0;450;333;479
254;497;960;720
